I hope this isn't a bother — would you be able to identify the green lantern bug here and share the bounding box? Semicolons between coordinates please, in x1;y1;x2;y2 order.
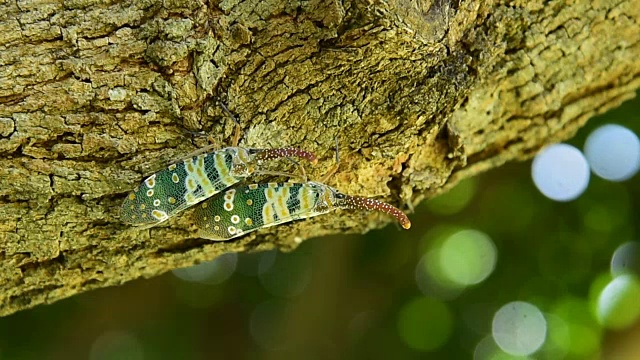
121;147;318;226
192;181;411;241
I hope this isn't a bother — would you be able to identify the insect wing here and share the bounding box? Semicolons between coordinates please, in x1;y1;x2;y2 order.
121;149;238;225
194;183;328;241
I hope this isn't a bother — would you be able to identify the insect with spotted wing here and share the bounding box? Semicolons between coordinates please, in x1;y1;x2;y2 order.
192;181;411;241
120;147;317;227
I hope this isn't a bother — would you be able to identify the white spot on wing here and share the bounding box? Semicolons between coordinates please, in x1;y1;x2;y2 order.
145;174;156;188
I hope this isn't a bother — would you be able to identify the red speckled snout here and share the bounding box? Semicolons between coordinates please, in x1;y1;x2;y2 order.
339;195;411;229
257;148;317;164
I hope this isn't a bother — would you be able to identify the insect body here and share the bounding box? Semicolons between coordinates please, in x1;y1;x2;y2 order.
121;147;317;226
193;181;411;241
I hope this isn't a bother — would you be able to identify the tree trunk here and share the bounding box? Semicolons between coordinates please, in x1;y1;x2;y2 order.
0;0;638;316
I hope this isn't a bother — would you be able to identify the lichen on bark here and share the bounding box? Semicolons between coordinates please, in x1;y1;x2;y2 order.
0;0;639;316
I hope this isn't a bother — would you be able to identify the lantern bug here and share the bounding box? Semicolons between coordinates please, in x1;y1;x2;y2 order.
192;181;411;241
120;103;317;227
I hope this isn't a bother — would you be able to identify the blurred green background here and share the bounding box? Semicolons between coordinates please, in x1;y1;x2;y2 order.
1;93;639;360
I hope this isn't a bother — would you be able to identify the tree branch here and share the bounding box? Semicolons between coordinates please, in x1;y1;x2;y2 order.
0;0;639;316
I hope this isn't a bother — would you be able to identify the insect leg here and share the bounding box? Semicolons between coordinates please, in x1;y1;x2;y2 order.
167;143;221;166
167;101;238;166
320;135;341;183
219;102;242;147
255;169;307;181
281;157;308;182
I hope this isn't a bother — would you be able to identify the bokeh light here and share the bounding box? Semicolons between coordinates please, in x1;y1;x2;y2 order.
236;250;277;276
172;252;237;284
415;227;496;298
474;335;499;360
542;314;570;359
475;336;534;360
426;178;477;215
415;254;465;300
492;301;546;356
611;242;640;276
584;124;640;181
596;274;640;330
578;180;632;239
550;296;601;357
89;331;144;360
531;143;590;201
439;229;497;286
397;297;454;351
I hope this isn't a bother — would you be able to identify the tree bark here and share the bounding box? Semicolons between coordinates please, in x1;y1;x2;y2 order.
0;0;638;316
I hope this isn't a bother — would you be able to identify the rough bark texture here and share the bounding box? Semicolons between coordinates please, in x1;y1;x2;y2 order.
0;0;638;316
